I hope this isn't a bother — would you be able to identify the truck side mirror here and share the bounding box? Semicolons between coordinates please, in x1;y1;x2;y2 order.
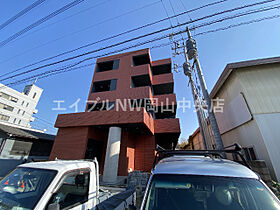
48;203;60;210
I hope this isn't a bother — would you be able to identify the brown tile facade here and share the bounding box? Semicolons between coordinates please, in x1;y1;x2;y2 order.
50;48;180;175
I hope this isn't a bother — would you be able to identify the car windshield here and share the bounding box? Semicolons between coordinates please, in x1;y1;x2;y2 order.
0;167;57;210
144;174;280;210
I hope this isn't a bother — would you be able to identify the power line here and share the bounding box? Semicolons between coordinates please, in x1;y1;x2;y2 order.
167;0;185;40
195;14;280;36
161;0;175;29
0;0;230;79
2;0;279;85
0;1;161;67
178;0;192;21
6;0;160;47
0;0;86;48
4;12;280;88
0;0;47;31
1;0;277;84
193;3;280;30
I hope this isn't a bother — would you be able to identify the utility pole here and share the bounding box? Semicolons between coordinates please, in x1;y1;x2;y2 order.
183;47;207;149
185;27;224;150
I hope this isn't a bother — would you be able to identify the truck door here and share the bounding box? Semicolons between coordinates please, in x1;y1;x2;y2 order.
46;169;90;210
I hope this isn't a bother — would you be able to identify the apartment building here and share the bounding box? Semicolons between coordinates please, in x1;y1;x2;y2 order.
50;49;181;183
0;83;43;128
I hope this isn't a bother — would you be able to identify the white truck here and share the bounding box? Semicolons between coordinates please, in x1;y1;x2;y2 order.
0;159;135;210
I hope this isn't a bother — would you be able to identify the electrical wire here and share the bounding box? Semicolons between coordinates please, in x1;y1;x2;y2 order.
0;0;231;79
3;12;280;88
0;0;47;31
178;0;192;21
168;0;185;40
1;0;278;84
0;0;86;48
3;0;160;56
7;0;112;44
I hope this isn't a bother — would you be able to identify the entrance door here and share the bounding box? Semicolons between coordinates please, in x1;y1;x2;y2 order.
85;139;103;163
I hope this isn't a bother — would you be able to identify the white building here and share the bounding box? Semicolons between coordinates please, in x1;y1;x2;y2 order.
210;56;280;181
0;83;43;128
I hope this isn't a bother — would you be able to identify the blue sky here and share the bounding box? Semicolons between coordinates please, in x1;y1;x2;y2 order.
0;0;279;140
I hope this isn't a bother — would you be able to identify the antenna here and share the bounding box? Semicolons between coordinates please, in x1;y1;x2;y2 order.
33;77;38;85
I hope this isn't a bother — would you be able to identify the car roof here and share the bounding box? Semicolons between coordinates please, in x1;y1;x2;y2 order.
153;155;259;179
18;160;94;173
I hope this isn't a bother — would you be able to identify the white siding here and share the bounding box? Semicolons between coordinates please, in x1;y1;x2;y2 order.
255;113;280;181
237;64;280;114
221;119;276;180
214;64;280;181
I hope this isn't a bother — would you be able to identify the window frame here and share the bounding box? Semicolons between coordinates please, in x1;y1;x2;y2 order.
47;168;91;210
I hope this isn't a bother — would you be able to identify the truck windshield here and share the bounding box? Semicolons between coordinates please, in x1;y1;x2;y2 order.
0;167;57;210
144;174;280;210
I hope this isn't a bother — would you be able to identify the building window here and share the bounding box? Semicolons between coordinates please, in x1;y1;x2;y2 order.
10;140;32;156
0;92;18;103
18;120;21;125
26;103;29;107
17;109;21;114
132;54;150;66
244;147;257;161
96;60;119;72
0;102;14;112
22;101;24;106
33;92;37;99
13;118;16;123
11;97;18;103
22;111;25;116
91;79;117;93
0;92;9;100
0;114;10;121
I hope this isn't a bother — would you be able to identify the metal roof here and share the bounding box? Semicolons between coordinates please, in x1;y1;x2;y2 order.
18;160;94;172
153;156;259;179
210;56;280;98
0;123;55;141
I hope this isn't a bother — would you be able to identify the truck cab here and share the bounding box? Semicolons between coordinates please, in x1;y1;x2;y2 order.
0;160;134;210
141;151;280;210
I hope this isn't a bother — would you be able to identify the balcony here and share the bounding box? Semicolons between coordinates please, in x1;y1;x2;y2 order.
154;118;180;134
153;83;173;95
55;107;155;134
152;73;173;85
131;75;151;88
132;54;151;66
87;86;153;104
153;94;177;106
96;59;119;73
154;105;176;119
91;79;117;93
152;63;171;75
